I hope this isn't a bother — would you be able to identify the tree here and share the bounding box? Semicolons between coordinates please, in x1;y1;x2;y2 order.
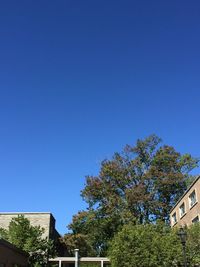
0;227;8;239
186;223;200;266
0;215;56;266
109;222;182;267
109;222;200;267
82;135;198;223
63;135;198;256
64;209;124;256
61;231;95;256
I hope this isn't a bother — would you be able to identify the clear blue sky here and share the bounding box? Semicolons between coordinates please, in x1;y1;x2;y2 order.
0;0;200;234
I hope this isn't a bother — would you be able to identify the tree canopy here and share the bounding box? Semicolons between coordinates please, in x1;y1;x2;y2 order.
109;222;200;267
63;135;198;256
0;215;56;266
109;222;182;267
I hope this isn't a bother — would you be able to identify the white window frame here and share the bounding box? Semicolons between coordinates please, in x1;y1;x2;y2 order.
192;215;199;224
189;189;197;209
172;212;177;225
179;202;186;218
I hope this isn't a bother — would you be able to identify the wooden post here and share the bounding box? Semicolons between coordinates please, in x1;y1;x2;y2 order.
101;260;104;267
59;260;62;267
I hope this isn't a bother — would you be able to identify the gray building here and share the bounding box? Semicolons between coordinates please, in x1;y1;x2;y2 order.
0;212;66;256
0;212;58;239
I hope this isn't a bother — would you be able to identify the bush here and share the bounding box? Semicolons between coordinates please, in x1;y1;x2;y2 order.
109;223;182;267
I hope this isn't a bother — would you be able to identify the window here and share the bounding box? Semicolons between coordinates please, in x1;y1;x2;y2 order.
179;203;186;217
192;216;199;224
172;212;177;225
189;190;197;208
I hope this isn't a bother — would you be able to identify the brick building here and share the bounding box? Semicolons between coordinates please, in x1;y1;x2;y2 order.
170;176;200;227
0;238;28;267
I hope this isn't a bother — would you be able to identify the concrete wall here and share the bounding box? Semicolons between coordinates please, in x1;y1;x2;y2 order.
0;212;55;239
0;239;28;267
0;212;67;256
170;177;200;227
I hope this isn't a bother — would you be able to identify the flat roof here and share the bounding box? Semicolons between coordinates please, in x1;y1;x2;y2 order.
170;175;200;213
49;257;110;263
0;214;52;215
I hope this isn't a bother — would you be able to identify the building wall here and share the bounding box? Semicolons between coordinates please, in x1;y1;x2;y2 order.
0;212;67;256
0;212;55;239
0;239;28;267
170;177;200;227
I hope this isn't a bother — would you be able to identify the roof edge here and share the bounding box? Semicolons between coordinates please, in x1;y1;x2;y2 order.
170;175;200;213
0;212;52;215
0;238;29;256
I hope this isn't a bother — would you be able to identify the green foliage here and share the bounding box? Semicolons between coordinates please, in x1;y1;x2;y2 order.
109;223;182;267
2;215;56;266
63;135;198;256
82;135;198;223
109;222;200;267
63;208;126;256
62;230;96;256
186;223;200;266
0;227;9;239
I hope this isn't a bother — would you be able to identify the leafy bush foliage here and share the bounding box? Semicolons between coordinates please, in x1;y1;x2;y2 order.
0;215;56;266
109;222;182;267
109;222;200;267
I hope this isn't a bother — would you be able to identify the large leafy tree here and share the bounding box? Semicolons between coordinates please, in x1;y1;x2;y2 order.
63;135;198;256
0;215;56;266
64;209;123;256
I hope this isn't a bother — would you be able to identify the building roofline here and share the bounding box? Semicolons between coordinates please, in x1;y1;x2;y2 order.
0;212;56;223
0;212;61;236
0;238;29;257
0;212;52;215
170;175;200;213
